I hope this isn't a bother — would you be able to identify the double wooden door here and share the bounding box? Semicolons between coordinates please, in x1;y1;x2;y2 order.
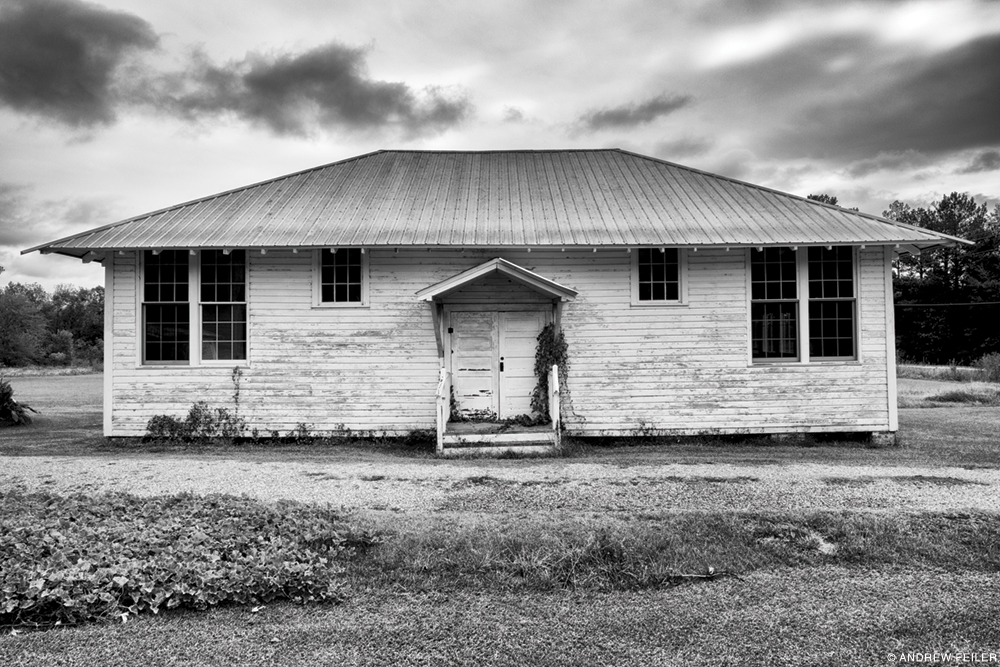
449;310;546;419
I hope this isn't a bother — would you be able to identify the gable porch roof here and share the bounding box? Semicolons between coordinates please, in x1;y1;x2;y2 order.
416;257;578;302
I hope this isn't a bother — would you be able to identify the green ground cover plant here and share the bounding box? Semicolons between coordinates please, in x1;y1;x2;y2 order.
0;491;367;629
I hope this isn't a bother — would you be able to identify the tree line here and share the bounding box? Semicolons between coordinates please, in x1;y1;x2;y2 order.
811;192;1000;365
0;266;104;368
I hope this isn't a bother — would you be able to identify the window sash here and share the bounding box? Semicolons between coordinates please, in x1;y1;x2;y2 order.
751;301;798;359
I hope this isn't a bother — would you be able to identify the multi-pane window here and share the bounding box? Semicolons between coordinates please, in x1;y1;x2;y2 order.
750;248;798;359
808;246;855;358
319;248;364;303
750;246;857;362
636;248;681;302
143;250;190;363
201;250;247;361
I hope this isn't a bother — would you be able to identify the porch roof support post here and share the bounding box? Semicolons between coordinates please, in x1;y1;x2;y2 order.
431;301;445;360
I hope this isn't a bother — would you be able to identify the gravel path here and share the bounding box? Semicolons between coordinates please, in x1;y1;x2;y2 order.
3;454;999;515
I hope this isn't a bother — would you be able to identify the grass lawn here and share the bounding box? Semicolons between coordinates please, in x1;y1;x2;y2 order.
5;571;999;666
2;371;1000;665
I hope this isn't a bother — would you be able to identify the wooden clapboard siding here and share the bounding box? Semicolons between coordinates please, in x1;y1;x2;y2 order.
107;246;894;437
557;246;891;435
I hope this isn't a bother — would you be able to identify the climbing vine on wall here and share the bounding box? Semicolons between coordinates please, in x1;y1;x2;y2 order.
530;323;568;422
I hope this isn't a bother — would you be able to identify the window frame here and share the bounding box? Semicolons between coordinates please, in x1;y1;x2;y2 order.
630;247;688;307
806;246;857;361
199;249;249;365
313;248;370;308
747;246;860;365
140;250;191;366
137;250;251;367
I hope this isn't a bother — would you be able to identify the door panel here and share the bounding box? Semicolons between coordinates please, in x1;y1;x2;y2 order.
449;309;547;420
450;311;497;417
499;311;546;418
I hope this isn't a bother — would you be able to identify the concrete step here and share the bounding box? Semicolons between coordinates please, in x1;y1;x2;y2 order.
442;431;556;446
439;443;558;458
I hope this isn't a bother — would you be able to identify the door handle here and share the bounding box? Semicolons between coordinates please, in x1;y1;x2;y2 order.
500;357;504;372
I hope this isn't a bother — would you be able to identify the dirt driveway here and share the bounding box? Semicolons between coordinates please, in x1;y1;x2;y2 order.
3;450;999;517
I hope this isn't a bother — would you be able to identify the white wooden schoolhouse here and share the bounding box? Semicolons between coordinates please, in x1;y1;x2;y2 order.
25;149;967;452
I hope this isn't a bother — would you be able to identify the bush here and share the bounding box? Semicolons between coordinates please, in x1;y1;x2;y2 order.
977;352;1000;383
144;401;246;443
0;377;38;425
0;490;366;628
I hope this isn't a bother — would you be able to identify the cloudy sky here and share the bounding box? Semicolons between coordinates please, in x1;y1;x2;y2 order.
2;0;999;290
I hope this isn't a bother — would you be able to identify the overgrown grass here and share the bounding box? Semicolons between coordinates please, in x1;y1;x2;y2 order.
5;571;1000;666
897;363;982;382
0;366;101;377
6;493;999;630
925;389;1000;406
346;511;1000;593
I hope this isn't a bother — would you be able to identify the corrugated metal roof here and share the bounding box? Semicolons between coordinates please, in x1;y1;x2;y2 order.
24;149;968;259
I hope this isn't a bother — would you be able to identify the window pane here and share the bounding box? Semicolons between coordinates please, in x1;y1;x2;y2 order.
200;296;246;361
751;301;797;359
320;248;365;302
201;250;246;304
808;300;854;358
144;303;190;363
636;248;681;301
751;248;796;305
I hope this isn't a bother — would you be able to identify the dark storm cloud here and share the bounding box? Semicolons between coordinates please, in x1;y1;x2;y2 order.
155;43;472;137
0;0;469;137
762;33;1000;160
576;93;692;132
957;149;1000;174
0;0;158;127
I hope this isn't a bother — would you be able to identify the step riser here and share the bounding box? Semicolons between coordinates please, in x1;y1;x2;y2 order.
442;433;557;446
439;445;558;458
